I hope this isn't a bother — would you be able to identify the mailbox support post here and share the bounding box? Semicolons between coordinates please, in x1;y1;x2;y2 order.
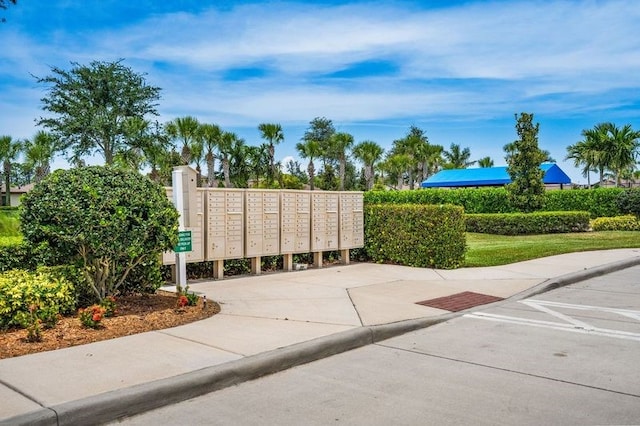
172;169;187;292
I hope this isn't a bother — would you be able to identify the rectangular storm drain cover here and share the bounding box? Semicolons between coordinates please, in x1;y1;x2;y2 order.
416;291;504;312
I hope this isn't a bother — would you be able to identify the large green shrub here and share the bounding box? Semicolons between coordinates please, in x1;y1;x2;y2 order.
591;215;640;231
20;166;179;301
465;211;591;235
365;204;466;269
0;268;76;329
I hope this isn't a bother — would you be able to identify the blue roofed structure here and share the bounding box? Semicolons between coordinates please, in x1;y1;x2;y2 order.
420;163;571;188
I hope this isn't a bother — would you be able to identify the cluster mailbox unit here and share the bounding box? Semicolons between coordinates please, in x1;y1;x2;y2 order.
163;166;364;280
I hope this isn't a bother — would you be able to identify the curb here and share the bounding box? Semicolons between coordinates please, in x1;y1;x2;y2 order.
3;255;640;425
509;254;640;302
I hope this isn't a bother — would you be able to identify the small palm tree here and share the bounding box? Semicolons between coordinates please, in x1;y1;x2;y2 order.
353;140;384;190
258;123;284;186
0;135;22;206
382;153;413;189
331;132;354;191
296;139;321;190
165;116;200;165
443;143;475;169
477;156;494;168
565;140;595;188
199;123;222;187
24;131;58;183
607;123;640;185
219;131;240;188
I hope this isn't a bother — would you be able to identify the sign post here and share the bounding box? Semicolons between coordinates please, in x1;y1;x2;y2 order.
172;169;187;292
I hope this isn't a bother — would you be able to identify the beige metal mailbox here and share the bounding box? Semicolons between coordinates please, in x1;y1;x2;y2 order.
311;192;340;252
339;191;364;250
206;188;245;260
280;190;311;271
280;190;311;254
245;189;280;258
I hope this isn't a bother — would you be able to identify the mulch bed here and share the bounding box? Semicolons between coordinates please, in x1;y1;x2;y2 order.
0;291;220;359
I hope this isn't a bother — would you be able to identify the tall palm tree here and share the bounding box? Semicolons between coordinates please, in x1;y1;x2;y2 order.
607;123;640;185
443;143;475;169
565;140;595;188
165;116;200;165
477;156;494;168
24;131;58;183
579;122;640;186
581;123;615;185
0;135;22;206
258;123;284;186
296;139;321;190
353;140;384;190
330;132;354;191
199;123;222;187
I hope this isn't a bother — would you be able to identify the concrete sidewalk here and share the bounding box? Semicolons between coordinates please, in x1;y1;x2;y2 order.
1;249;639;425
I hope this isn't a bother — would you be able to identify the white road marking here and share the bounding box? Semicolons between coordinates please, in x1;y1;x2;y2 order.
464;313;640;342
520;300;594;330
465;300;640;342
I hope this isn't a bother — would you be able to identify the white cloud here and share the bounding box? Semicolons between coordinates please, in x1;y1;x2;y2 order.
2;0;639;185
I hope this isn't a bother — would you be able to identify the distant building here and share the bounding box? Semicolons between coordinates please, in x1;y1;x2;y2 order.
420;163;571;190
1;183;35;207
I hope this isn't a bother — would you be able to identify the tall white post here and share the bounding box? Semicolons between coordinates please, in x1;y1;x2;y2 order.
172;169;187;291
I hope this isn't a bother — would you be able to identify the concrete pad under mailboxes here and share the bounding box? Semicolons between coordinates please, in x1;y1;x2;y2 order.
188;277;349;302
217;296;361;326
0;332;241;407
160;314;358;356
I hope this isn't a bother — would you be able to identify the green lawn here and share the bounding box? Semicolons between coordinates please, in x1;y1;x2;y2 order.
465;231;640;267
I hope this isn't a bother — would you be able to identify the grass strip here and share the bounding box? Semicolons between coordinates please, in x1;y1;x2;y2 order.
465;231;640;267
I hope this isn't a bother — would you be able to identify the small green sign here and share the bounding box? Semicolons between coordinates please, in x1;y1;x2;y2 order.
175;230;192;253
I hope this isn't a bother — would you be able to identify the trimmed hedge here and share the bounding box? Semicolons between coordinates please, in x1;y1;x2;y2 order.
364;204;466;269
465;211;591;235
544;188;623;218
365;188;624;217
617;188;640;217
591;215;640;231
365;188;514;213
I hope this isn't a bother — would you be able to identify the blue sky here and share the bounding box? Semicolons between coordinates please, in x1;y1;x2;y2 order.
1;0;639;184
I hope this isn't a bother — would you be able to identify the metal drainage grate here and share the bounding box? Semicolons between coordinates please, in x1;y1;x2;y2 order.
416;291;504;312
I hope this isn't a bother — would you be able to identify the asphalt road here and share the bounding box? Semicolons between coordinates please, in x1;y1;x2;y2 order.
115;265;640;425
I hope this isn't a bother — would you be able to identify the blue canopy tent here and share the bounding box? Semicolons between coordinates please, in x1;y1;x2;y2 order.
421;164;571;188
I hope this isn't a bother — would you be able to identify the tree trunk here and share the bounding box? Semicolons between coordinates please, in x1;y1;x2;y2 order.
206;154;217;187
339;157;346;191
308;161;315;191
364;164;372;191
223;157;231;188
3;161;10;206
269;144;275;184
